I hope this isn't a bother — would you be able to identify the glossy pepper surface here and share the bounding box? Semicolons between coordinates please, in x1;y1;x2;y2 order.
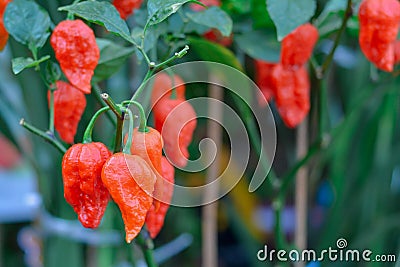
51;20;100;94
101;153;156;243
145;156;175;238
50;81;86;144
153;98;197;168
129;127;165;208
358;0;400;71
62;142;111;228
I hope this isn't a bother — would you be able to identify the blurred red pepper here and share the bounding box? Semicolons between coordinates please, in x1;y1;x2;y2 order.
112;0;142;19
254;60;277;105
0;0;11;51
146;156;175;238
358;0;400;72
151;72;186;107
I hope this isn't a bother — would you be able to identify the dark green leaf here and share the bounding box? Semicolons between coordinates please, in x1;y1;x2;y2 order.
4;0;51;50
12;56;50;75
44;61;62;84
266;0;316;40
147;0;202;25
59;1;135;44
251;0;274;29
93;38;136;82
235;30;280;62
188;37;242;70
186;6;232;37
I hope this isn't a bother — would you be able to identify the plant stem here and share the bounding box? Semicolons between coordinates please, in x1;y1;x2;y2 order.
136;230;157;267
132;69;155;101
101;93;123;120
92;84;117;126
121;100;148;132
114;116;124;153
122;108;134;154
318;0;353;78
154;45;189;69
48;86;55;133
83;106;110;143
20;119;67;154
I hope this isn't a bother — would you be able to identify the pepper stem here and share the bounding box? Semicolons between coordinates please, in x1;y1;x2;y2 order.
122;108;135;154
121;100;148;133
165;68;177;99
82;106;110;143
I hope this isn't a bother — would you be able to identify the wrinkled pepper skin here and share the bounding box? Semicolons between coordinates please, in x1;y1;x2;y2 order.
101;153;156;243
51;20;100;94
146;156;175;239
254;60;277;104
0;0;11;51
271;65;310;128
358;0;400;72
112;0;142;19
62;142;111;228
153;98;197;168
151;72;186;107
129;127;165;209
50;81;86;144
280;23;319;68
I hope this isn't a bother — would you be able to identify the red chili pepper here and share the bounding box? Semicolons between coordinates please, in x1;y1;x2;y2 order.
271;64;310;128
0;0;11;51
49;81;86;144
129;127;164;210
203;29;233;47
153;98;197;168
358;0;400;72
254;60;277;105
146;156;174;239
151;72;186;108
112;0;142;19
101;153;156;243
280;23;319;68
62;142;111;228
51;20;100;94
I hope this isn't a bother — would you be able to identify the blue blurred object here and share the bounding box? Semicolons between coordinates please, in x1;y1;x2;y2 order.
306;261;321;267
316;180;335;208
0;165;41;223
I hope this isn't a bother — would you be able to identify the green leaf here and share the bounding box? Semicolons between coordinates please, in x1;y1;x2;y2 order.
235;30;280;62
315;0;347;37
11;56;50;75
251;0;274;29
93;38;136;82
147;0;202;25
188;37;242;71
266;0;316;40
59;1;135;44
4;0;51;50
186;6;233;37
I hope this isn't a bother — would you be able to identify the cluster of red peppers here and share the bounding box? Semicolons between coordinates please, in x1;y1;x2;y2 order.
49;19;100;143
358;0;400;72
62;95;185;242
151;72;197;168
255;23;319;128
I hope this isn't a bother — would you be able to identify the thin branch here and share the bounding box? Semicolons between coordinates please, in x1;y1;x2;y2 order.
318;0;353;78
